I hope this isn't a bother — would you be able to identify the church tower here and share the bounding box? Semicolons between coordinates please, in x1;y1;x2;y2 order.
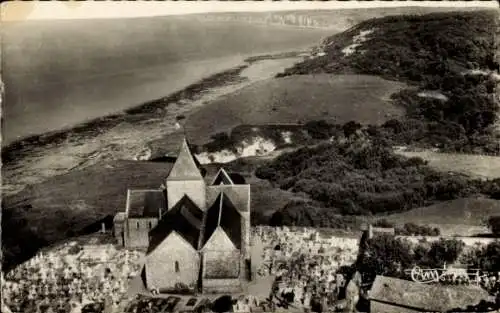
166;138;206;211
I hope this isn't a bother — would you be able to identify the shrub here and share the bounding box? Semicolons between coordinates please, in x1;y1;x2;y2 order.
256;138;492;220
395;223;440;236
373;219;394;228
68;244;83;255
357;235;414;282
487;216;500;236
278;10;499;154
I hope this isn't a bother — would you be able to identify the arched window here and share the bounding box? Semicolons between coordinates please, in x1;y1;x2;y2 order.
175;261;180;273
136;222;140;229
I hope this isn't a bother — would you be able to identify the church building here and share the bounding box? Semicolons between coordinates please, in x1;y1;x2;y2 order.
113;138;252;294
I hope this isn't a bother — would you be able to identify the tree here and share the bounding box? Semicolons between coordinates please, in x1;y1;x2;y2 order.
373;219;394;228
251;211;268;226
211;296;233;313
466;241;500;272
396;223;441;236
269;211;284;226
382;119;404;134
283;291;295;303
357;235;413;282
343;121;362;138
310;297;323;313
487;216;500;236
305;120;335;139
426;239;465;268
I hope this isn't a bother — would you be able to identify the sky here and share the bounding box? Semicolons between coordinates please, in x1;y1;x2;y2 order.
1;1;497;22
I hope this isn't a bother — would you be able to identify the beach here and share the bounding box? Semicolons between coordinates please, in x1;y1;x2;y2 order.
1;15;335;197
1;54;307;197
2;17;332;145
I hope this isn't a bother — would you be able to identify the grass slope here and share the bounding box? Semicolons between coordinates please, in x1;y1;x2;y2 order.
278;10;499;154
280;10;497;81
384;198;500;226
2;160;174;271
395;150;500;180
185;74;406;144
4;161;174;239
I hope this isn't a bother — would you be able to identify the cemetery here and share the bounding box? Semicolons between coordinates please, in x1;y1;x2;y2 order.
2;226;362;313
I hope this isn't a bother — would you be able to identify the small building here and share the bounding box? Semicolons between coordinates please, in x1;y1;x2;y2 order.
369;275;490;313
122;189;166;248
368;225;395;239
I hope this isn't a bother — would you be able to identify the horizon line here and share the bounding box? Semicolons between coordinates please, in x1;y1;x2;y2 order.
1;1;497;22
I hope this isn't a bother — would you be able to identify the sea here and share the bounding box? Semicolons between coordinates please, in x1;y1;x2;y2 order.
2;15;333;146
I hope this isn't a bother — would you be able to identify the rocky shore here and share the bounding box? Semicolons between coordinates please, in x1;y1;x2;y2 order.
1;53;307;197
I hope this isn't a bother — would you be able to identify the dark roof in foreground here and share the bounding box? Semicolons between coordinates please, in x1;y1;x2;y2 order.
202;192;242;249
228;173;246;185
206;184;250;213
369;275;490;312
212;168;235;185
209;168;247;186
127;189;166;218
147;195;203;254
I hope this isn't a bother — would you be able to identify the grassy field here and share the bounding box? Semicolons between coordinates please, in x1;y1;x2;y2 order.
378;198;500;235
184;74;407;145
395;150;500;180
4;161;175;243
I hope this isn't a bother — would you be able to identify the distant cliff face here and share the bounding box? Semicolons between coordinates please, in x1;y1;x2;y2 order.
196;135;280;164
194;11;341;29
191;7;477;31
146;125;305;164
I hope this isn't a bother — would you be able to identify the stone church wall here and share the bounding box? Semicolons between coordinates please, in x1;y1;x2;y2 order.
126;218;158;248
146;232;200;292
240;211;251;259
202;278;241;294
113;219;125;246
203;251;240;279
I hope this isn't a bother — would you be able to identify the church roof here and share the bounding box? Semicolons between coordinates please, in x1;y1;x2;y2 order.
202;192;242;250
166;138;204;181
147;195;203;254
228;173;246;185
126;189;166;218
211;168;234;185
207;185;250;213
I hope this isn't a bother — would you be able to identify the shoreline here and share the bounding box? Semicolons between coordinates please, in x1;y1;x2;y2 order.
1;52;308;197
1;65;249;158
2;50;311;155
